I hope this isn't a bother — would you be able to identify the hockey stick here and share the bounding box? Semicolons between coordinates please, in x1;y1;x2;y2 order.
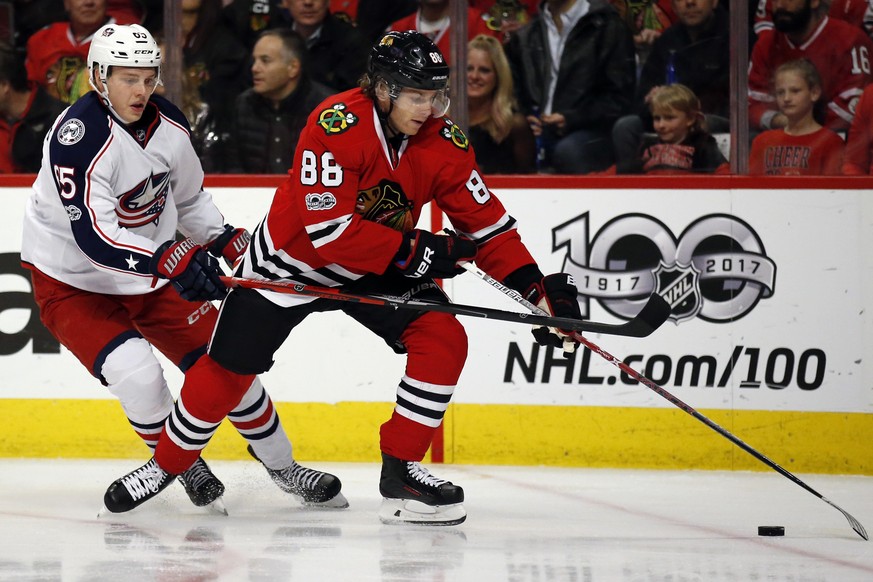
219;276;668;337
461;264;868;541
459;261;673;338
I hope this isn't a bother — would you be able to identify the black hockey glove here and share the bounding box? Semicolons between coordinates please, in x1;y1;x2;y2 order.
393;229;477;279
523;273;582;357
150;238;228;302
207;224;251;268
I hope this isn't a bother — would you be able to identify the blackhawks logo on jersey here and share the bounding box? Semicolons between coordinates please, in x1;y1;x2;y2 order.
355;179;414;233
440;118;469;151
318;103;358;135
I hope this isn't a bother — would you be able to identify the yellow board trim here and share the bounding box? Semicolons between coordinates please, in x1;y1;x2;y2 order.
1;399;870;474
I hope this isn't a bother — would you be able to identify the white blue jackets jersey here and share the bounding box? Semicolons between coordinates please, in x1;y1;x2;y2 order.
21;92;227;295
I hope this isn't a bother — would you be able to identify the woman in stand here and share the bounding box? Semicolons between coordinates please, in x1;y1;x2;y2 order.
466;34;535;174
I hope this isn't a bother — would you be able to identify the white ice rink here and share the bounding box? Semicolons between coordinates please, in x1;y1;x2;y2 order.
0;459;871;581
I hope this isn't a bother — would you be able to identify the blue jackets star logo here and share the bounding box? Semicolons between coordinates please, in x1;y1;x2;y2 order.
116;172;170;228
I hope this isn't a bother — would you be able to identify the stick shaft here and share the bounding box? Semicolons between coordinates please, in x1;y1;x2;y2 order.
219;276;656;336
461;263;868;540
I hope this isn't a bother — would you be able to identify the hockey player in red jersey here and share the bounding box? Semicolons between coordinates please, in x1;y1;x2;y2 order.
748;0;873;133
22;24;347;514
103;30;583;525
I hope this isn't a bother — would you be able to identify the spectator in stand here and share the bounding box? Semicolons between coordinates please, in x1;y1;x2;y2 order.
466;34;535;173
329;0;417;43
843;81;873;172
222;0;285;49
748;0;873;135
608;0;677;71
225;28;332;173
612;0;729;174
283;0;370;91
14;0;145;50
616;84;729;174
388;0;500;63
470;0;539;41
0;43;67;173
153;38;224;173
750;59;844;174
180;0;249;142
223;0;370;91
754;0;869;40
25;0;138;104
505;0;636;174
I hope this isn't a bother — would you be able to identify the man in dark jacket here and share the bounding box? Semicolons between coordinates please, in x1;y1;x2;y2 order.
505;0;636;174
0;44;66;173
223;0;369;91
225;28;332;173
612;0;729;173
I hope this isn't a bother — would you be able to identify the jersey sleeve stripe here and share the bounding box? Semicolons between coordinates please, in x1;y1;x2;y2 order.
305;214;353;248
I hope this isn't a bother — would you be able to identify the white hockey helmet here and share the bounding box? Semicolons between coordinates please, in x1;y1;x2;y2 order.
88;24;162;93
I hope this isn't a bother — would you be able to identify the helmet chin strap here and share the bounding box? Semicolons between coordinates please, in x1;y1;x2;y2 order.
89;69;127;122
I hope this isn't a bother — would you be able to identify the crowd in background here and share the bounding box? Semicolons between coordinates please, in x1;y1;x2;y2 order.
2;0;873;176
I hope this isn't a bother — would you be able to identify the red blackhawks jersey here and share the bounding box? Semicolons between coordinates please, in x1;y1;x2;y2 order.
754;0;870;37
843;83;873;173
239;88;537;307
748;16;873;132
388;8;498;64
749;126;844;175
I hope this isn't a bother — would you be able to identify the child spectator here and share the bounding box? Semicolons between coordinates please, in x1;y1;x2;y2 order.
466;34;535;174
621;84;728;174
750;59;843;175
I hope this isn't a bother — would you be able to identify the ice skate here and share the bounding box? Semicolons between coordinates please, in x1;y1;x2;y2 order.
247;445;348;508
378;452;466;526
178;457;228;515
102;457;175;514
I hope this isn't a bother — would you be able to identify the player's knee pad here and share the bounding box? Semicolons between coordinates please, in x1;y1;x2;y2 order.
401;312;468;384
102;337;173;423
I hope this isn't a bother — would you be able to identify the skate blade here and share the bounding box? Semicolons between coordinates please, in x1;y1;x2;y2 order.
206;497;229;516
301;491;350;509
378;498;466;526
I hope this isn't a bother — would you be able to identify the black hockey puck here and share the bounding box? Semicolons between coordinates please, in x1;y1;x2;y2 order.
757;526;785;536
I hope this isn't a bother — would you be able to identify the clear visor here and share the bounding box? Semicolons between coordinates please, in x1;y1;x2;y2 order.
391;86;451;118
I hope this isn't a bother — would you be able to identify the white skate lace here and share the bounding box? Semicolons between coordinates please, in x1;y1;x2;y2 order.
180;459;213;491
277;462;323;491
406;462;447;487
122;461;167;501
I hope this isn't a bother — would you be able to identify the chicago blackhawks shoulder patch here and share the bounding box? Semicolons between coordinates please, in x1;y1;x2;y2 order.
317;103;358;135
439;118;469;151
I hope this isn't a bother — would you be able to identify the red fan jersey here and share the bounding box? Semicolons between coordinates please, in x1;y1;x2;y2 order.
238;88;537;305
754;0;870;38
388;7;499;64
748;16;873;131
25;16;137;103
842;83;873;173
749;127;844;175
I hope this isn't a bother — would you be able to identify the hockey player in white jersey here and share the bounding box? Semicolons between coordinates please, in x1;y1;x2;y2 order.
21;23;347;513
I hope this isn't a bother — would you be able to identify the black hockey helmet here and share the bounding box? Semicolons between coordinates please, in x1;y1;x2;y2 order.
368;30;450;92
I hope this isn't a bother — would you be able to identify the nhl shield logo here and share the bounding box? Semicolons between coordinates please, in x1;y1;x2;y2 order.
653;261;701;324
